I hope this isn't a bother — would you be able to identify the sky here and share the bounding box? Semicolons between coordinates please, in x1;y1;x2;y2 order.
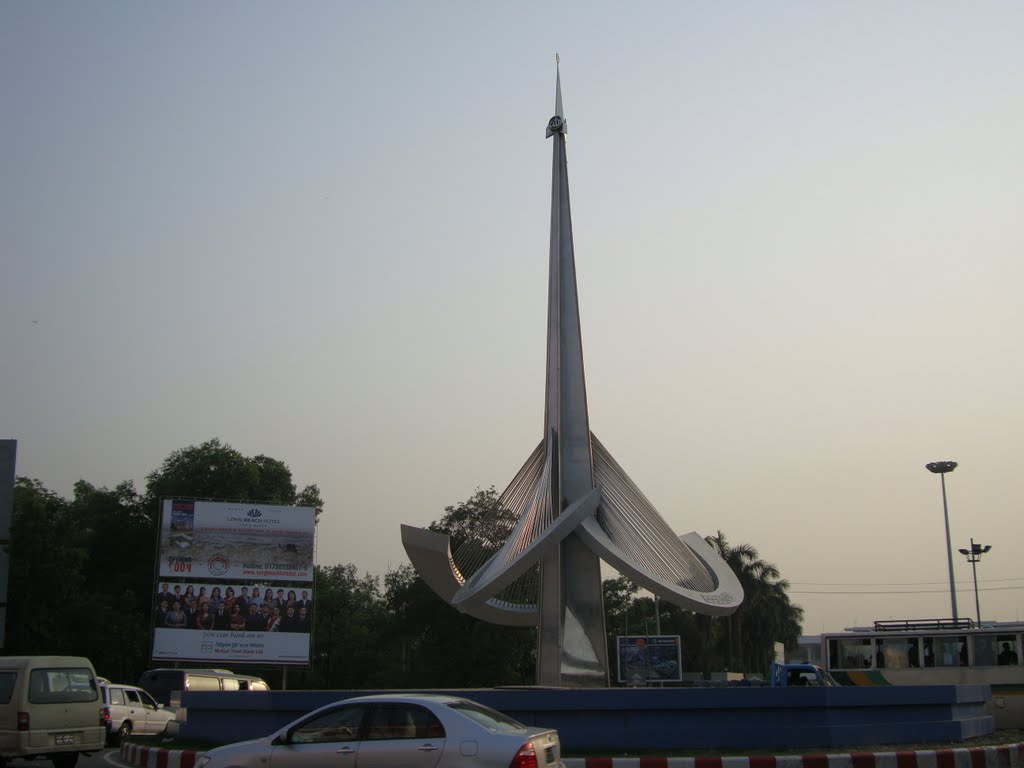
3;1;1023;638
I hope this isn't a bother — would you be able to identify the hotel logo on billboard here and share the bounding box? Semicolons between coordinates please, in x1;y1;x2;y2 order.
224;505;281;528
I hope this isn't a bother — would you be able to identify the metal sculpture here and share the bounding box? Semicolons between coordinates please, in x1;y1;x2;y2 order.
402;60;742;686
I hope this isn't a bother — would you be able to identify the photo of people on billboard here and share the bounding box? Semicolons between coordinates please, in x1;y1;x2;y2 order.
154;581;314;633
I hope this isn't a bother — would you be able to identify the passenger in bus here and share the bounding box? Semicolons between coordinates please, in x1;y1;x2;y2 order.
923;638;935;668
907;643;920;668
998;642;1019;666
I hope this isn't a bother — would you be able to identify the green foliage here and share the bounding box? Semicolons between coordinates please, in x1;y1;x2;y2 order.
145;438;323;520
5;478;90;655
294;564;388;689
429;486;514;553
381;563;535;687
705;530;805;676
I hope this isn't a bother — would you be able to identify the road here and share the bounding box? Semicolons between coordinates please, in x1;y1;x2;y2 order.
6;749;129;768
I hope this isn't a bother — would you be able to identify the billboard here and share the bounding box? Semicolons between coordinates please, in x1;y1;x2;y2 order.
153;499;316;665
158;499;315;581
151;580;314;664
616;635;682;684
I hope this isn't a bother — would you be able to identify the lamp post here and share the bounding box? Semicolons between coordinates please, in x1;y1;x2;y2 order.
958;538;991;626
926;461;959;621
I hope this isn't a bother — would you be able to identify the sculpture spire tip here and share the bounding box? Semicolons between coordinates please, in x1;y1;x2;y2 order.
546;54;567;137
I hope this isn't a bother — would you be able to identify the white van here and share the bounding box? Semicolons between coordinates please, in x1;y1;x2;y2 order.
0;656;106;768
137;668;269;707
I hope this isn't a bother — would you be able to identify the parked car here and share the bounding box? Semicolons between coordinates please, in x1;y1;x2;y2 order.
0;656;106;768
197;693;564;768
100;683;175;744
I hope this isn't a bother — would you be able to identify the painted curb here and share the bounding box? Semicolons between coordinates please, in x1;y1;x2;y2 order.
120;743;199;768
120;742;1024;768
562;744;1024;768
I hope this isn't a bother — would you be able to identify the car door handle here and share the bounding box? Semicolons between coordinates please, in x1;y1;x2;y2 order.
336;747;357;755
417;745;439;752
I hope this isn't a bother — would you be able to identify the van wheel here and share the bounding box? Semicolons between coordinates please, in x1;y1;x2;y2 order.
117;722;132;744
52;754;78;768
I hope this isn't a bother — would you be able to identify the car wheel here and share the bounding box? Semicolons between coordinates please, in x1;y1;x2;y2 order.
52;754;78;768
117;722;132;744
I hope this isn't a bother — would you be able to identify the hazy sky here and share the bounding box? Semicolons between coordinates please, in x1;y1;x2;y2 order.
3;2;1023;637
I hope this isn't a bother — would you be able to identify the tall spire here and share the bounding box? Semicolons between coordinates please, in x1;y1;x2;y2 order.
537;56;607;686
401;59;744;689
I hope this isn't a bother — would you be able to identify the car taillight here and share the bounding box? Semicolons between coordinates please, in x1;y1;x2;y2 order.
18;712;29;731
509;742;539;768
101;707;110;725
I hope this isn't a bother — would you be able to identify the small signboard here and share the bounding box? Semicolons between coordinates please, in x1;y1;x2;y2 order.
616;635;682;684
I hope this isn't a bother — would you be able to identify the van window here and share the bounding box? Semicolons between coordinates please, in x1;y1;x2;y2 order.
29;668;98;703
251;681;269;692
187;675;221;692
0;672;16;704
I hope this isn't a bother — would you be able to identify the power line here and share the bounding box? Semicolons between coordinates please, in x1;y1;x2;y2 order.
790;584;1024;596
790;577;1024;587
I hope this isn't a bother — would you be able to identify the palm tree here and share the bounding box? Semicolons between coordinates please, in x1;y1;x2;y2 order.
706;531;803;675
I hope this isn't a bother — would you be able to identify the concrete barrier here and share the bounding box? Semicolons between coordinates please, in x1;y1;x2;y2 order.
175;686;995;750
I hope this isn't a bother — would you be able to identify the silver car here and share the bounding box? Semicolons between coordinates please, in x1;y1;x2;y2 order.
196;693;563;768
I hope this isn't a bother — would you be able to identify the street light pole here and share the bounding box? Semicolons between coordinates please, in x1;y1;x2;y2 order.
958;538;992;626
926;461;959;621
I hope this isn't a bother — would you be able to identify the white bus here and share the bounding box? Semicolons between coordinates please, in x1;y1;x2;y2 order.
819;618;1024;728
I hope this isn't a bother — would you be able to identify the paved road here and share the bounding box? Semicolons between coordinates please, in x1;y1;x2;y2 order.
6;748;126;768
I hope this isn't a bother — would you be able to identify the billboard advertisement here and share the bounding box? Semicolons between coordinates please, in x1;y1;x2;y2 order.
153;499;316;665
616;635;682;684
158;499;315;581
151;581;314;664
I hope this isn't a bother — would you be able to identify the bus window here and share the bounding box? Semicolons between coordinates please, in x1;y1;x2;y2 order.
830;638;872;669
998;638;1020;666
877;638;920;669
975;635;1020;666
926;635;967;667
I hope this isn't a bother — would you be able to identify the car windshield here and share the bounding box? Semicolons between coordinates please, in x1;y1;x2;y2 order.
447;700;526;733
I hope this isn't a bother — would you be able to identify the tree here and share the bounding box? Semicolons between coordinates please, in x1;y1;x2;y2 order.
382;487;537;686
68;479;154;681
4;478;88;654
706;531;804;675
382;563;535;687
296;564;388;689
145;438;324;519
